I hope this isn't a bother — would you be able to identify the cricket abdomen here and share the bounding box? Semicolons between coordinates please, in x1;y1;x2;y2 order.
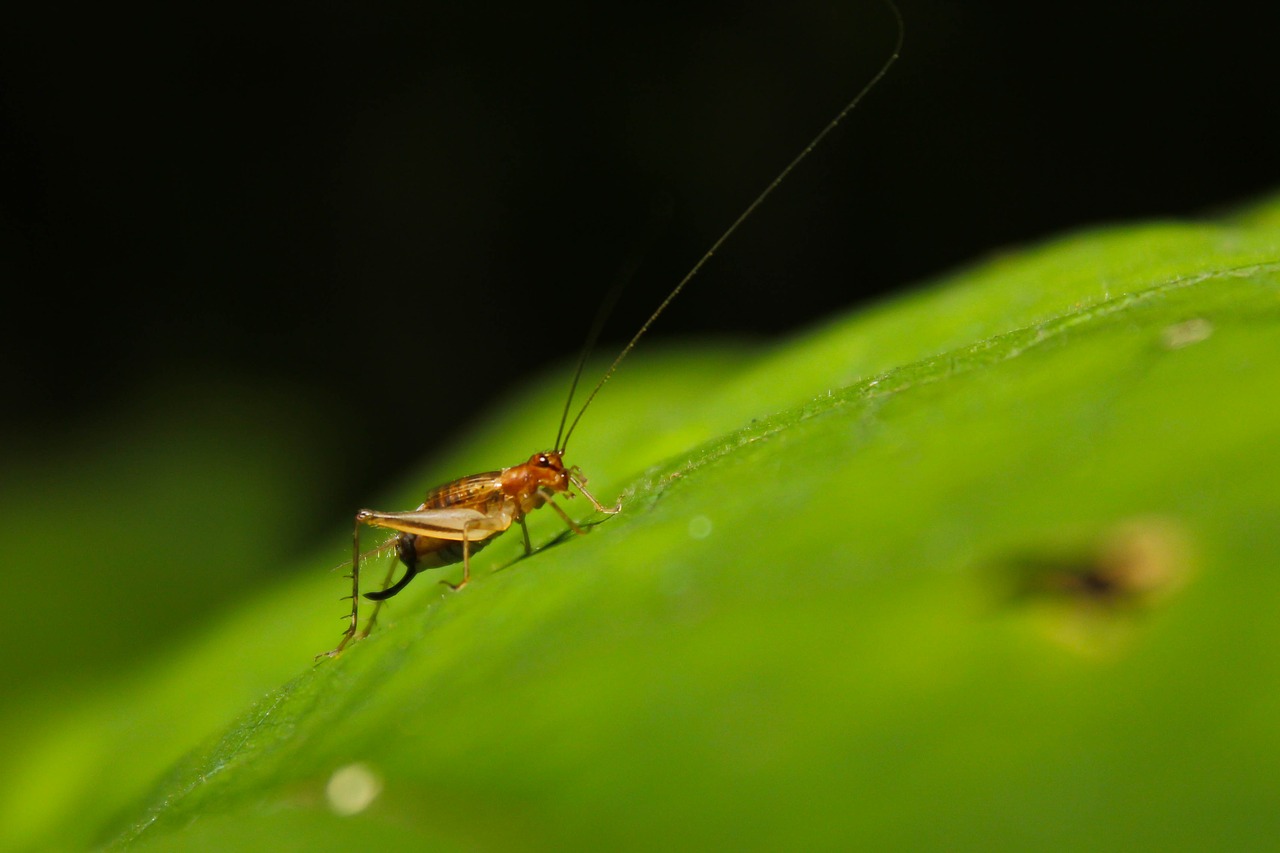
400;530;494;569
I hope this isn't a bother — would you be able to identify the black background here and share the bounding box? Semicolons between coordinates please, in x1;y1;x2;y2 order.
4;0;1278;535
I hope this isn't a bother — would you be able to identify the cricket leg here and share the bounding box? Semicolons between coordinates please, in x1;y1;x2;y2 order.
440;529;473;591
569;476;621;515
318;512;367;659
544;495;587;535
519;515;533;555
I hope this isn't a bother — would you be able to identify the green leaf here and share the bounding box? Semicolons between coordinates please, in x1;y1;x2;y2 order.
5;194;1280;851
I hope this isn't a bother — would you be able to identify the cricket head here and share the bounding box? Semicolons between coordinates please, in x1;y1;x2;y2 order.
503;448;618;517
502;450;572;502
529;450;571;491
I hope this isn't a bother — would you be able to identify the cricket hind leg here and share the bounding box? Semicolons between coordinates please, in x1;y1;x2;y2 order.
318;511;373;659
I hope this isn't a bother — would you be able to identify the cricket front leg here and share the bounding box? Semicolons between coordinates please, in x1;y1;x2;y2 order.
539;484;616;538
569;474;621;515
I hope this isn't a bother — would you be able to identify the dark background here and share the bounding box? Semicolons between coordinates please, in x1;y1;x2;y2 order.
4;0;1279;539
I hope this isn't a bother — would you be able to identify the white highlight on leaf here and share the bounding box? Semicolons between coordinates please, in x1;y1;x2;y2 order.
326;762;382;816
687;515;713;540
1161;317;1213;350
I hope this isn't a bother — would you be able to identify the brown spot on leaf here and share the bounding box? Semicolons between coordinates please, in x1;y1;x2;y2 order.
997;517;1195;654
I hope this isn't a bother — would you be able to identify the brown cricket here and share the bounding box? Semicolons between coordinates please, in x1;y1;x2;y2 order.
321;2;902;658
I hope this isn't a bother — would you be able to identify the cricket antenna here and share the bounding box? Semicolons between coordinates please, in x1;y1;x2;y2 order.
550;207;660;450
558;0;903;453
553;283;623;453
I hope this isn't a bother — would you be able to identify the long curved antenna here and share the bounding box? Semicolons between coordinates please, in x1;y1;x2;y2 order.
552;277;626;452
559;0;903;453
554;199;676;451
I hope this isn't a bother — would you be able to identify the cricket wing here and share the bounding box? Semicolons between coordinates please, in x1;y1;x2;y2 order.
422;471;505;508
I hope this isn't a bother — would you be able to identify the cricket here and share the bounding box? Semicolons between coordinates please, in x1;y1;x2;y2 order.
321;2;903;658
